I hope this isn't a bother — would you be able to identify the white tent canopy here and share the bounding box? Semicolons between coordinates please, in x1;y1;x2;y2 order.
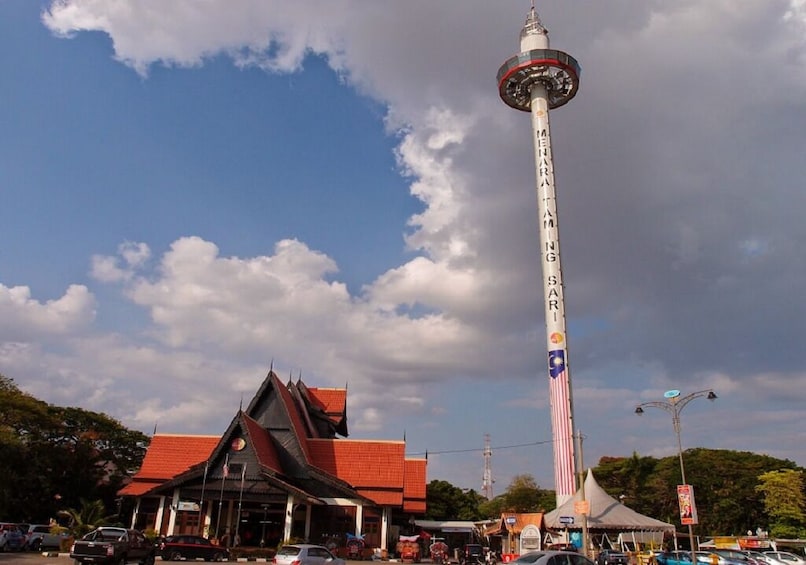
544;469;675;532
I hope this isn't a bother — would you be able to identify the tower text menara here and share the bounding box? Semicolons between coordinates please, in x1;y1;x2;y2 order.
497;5;581;506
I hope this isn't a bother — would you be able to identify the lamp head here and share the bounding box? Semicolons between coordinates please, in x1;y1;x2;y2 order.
707;391;717;401
634;406;644;415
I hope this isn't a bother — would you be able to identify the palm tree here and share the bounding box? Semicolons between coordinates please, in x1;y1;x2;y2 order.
58;498;118;538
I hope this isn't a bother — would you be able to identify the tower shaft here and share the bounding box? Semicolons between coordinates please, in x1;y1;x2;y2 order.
497;7;581;506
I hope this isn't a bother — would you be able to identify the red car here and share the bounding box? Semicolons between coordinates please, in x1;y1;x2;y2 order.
159;535;229;562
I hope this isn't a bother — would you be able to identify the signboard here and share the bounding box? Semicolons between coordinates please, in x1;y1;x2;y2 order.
520;525;541;552
574;500;590;515
677;484;699;525
177;501;200;512
559;516;574;525
506;517;517;525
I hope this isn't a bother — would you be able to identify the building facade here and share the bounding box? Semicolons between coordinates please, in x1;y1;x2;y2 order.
119;371;427;552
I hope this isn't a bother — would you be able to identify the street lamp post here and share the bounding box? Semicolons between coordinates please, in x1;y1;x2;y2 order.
635;389;717;564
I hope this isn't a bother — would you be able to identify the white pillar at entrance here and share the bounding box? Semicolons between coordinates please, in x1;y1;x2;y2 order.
380;507;390;551
354;504;363;537
303;504;312;542
154;496;166;535
203;504;213;538
283;496;295;541
167;488;180;535
130;498;140;529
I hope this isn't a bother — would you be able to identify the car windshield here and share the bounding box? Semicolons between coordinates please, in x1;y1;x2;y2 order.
278;547;302;556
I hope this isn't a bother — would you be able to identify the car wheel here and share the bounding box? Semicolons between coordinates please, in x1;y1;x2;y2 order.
213;552;224;562
31;539;42;552
141;554;155;565
169;551;183;561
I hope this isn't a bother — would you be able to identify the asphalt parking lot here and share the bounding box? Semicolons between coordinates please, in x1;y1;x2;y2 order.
0;554;377;565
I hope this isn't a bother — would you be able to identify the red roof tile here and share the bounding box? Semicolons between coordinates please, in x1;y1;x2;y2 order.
308;439;405;488
403;458;427;513
404;459;427;499
136;435;218;480
242;414;282;472
119;479;163;496
357;489;403;506
306;388;346;415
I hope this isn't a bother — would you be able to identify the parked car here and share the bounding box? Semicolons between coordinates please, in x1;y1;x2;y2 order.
596;549;628;565
763;553;806;565
513;550;595;565
157;535;228;561
0;523;26;552
656;551;704;565
548;545;579;553
694;552;749;565
710;550;761;565
744;552;786;565
463;544;485;565
70;527;155;565
273;544;345;565
24;524;70;551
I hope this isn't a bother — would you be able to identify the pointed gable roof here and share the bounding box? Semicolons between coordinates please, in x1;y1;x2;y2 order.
120;370;426;513
544;469;675;531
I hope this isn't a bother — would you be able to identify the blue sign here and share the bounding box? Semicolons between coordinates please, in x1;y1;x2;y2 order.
559;516;574;525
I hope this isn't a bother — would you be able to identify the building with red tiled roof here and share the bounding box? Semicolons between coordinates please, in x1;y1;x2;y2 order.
120;371;427;553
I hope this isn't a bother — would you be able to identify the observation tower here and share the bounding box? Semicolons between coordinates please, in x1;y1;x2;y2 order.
497;5;581;506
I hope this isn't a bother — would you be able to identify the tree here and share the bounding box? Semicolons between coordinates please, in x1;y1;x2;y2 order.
0;374;150;522
592;449;803;536
498;474;555;514
756;469;806;538
58;498;120;537
425;480;485;521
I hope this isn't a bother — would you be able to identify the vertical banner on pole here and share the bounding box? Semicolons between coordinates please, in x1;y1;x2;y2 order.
677;484;699;525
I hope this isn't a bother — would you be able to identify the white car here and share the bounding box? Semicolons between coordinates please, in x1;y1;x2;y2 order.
763;553;806;565
273;544;345;565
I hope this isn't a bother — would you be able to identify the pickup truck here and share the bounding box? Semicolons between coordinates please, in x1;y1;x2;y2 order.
596;549;629;565
70;527;155;565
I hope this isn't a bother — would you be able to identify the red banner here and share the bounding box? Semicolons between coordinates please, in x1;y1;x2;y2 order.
677;484;699;525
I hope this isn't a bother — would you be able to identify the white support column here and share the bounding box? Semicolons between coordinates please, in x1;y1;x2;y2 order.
130;498;141;529
154;496;166;536
203;504;213;538
167;488;180;535
283;496;295;542
304;504;312;542
354;504;363;537
381;507;390;551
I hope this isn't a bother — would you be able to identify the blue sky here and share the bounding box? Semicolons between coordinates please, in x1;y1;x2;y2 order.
2;0;806;495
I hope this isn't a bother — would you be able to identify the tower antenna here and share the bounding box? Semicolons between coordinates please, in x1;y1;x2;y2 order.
482;433;494;500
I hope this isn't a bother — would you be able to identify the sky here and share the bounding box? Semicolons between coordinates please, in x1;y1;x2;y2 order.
2;0;806;496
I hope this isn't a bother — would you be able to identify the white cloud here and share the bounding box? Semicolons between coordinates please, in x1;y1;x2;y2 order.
23;0;806;479
0;283;96;340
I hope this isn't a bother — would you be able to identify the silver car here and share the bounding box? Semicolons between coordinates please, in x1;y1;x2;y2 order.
273;544;345;565
514;550;596;565
762;553;806;565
